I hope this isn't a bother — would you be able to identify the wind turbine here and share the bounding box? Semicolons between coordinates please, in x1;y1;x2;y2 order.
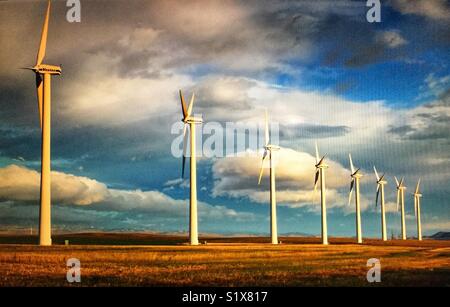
374;166;388;241
313;142;328;245
395;176;407;240
258;110;280;245
348;154;363;244
23;0;61;246
413;179;422;241
179;90;202;245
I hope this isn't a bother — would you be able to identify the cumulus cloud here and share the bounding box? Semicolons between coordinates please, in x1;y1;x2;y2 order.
0;165;254;222
212;148;352;210
391;0;450;21
0;165;108;205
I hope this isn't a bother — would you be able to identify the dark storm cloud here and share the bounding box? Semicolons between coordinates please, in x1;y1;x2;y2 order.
280;123;350;139
388;89;450;142
0;116;173;162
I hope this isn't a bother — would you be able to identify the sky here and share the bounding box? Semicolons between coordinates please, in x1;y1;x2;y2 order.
0;0;449;238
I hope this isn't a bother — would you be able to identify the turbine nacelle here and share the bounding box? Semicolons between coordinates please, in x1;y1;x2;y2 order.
183;117;203;124
378;177;387;184
315;160;328;169
414;179;421;197
179;89;202;178
264;144;280;151
394;176;407;190
257;110;279;185
314;143;327;169
351;169;363;178
348;153;362;178
33;64;62;75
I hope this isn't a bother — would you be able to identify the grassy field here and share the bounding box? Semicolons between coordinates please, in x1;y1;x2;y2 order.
0;233;449;287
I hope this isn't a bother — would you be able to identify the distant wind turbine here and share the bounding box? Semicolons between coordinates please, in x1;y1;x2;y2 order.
258;110;280;244
374;166;388;241
395;176;407;240
22;0;61;246
348;154;363;244
313;142;328;245
179;90;202;245
413;179;423;241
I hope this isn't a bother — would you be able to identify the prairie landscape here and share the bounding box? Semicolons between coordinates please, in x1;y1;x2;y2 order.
0;233;449;287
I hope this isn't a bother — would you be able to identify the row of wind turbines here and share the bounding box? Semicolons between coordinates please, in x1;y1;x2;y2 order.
312;144;423;245
178;94;424;246
26;1;423;246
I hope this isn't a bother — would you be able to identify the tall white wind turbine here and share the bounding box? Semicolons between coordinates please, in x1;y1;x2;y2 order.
313;142;328;245
258;110;280;244
395;176;407;240
348;154;363;244
179;90;202;245
374;166;388;241
414;179;422;241
23;0;61;246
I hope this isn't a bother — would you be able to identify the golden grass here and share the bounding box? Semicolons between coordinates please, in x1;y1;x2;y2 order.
0;239;449;287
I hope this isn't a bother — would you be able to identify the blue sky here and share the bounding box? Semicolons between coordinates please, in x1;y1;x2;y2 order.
0;0;449;238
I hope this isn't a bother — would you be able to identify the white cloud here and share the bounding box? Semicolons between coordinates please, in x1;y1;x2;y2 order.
376;30;408;48
422;221;450;232
0;165;254;221
392;0;450;21
0;165;108;205
212;147;354;211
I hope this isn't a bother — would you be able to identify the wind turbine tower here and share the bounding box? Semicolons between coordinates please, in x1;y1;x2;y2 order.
348;154;363;244
374;166;388;241
313;143;328;245
414;179;422;241
258;110;280;244
23;0;61;246
179;90;202;245
395;177;407;240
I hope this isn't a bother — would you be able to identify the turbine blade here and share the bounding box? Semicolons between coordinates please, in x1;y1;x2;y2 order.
373;166;380;181
396;190;400;211
264;109;269;146
375;184;380;207
394;176;399;187
314;170;319;190
179;90;188;119
258;150;268;185
348;188;353;206
415;178;421;195
181;155;186;178
312;170;319;203
181;124;189;178
187;92;195;117
318;155;326;165
35;73;43;129
348;179;354;206
36;0;51;66
315;142;319;164
349;153;355;173
400;177;404;187
414;196;417;217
